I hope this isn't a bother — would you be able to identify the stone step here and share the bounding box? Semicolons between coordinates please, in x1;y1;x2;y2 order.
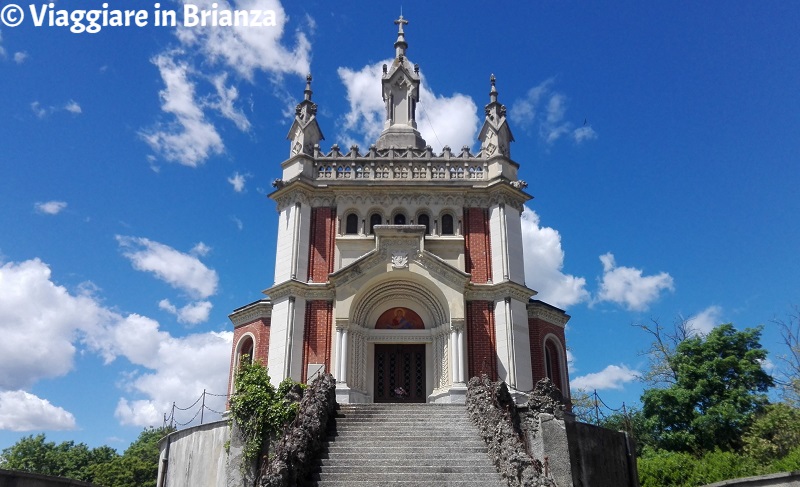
314;404;503;487
319;457;494;467
313;472;504;482
321;445;489;455
325;437;485;446
315;482;498;487
315;465;497;474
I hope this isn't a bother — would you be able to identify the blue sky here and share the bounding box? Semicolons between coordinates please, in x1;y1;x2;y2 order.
1;1;799;450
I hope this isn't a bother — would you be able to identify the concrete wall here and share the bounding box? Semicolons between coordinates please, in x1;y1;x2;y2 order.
565;420;639;487
0;469;97;487
157;420;242;487
702;472;800;487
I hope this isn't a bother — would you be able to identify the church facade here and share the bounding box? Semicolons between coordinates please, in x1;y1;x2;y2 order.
226;16;571;405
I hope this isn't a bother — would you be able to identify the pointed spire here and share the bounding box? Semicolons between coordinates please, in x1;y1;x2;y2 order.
304;73;313;101
394;15;408;58
479;74;514;158
287;73;323;157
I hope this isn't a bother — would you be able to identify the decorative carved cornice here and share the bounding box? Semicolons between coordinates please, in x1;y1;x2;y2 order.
465;281;536;303
229;299;272;327
527;301;570;328
263;280;335;301
366;330;433;343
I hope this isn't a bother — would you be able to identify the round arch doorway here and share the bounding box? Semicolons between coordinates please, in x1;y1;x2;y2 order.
373;307;426;403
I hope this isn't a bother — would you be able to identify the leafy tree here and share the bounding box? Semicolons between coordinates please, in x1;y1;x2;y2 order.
641;323;773;453
773;307;800;406
0;434;118;482
0;427;173;487
91;426;175;487
742;402;800;463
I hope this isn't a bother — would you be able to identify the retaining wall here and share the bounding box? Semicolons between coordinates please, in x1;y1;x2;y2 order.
156;420;240;487
0;469;97;487
703;472;800;487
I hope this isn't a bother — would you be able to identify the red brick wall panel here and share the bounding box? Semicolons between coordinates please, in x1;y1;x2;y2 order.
227;317;271;402
463;208;492;284
528;317;570;397
308;207;336;283
466;301;498;380
301;300;333;382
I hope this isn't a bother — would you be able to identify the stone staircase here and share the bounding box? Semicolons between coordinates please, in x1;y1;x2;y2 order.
312;403;506;487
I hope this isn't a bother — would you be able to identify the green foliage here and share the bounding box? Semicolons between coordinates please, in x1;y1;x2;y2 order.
0;426;174;487
638;449;762;487
91;426;175;487
641;324;773;453
0;434;117;482
742;402;800;463
770;445;800;472
228;360;302;469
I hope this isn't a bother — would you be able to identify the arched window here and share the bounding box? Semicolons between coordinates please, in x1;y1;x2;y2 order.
369;213;383;234
544;338;564;392
418;214;430;235
441;214;454;235
237;336;254;367
393;213;406;225
345;213;359;235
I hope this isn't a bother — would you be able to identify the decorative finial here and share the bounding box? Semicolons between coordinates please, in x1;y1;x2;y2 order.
304;73;313;101
393;15;409;58
489;74;498;103
394;14;408;34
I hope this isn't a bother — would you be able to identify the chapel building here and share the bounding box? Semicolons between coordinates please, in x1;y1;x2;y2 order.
226;16;571;405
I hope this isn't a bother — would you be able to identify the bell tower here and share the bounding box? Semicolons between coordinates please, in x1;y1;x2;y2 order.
376;15;426;150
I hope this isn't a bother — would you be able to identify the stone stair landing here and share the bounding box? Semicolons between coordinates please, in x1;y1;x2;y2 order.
312;403;506;487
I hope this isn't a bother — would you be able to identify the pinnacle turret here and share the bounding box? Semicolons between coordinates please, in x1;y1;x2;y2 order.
478;74;514;158
376;16;426;150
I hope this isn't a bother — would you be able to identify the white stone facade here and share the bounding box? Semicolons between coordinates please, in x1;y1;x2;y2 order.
227;16;571;406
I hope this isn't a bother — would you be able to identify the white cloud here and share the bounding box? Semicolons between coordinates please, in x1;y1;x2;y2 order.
116;236;219;299
190;242;211;257
0;391;76;431
31;101;48;118
228;172;247;192
64;100;82;114
175;0;310;81
571;364;639;391
159;298;213;325
686;305;723;335
337;60;479;152
34;200;67;215
0;30;5;59
521;206;589;309
231;216;244;230
0;257;231;431
143;0;312;166
110;324;232;427
14;51;28;64
573;125;598;144
210;74;251;131
0;259;114;390
141;53;224;167
595;253;674;311
510;78;597;145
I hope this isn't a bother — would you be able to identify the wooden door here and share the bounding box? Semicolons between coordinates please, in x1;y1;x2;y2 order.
374;344;426;403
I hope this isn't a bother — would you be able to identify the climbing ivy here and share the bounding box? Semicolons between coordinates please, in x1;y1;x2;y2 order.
228;359;303;473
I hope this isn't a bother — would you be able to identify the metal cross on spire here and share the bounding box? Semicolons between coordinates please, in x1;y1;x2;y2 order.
394;14;408;34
